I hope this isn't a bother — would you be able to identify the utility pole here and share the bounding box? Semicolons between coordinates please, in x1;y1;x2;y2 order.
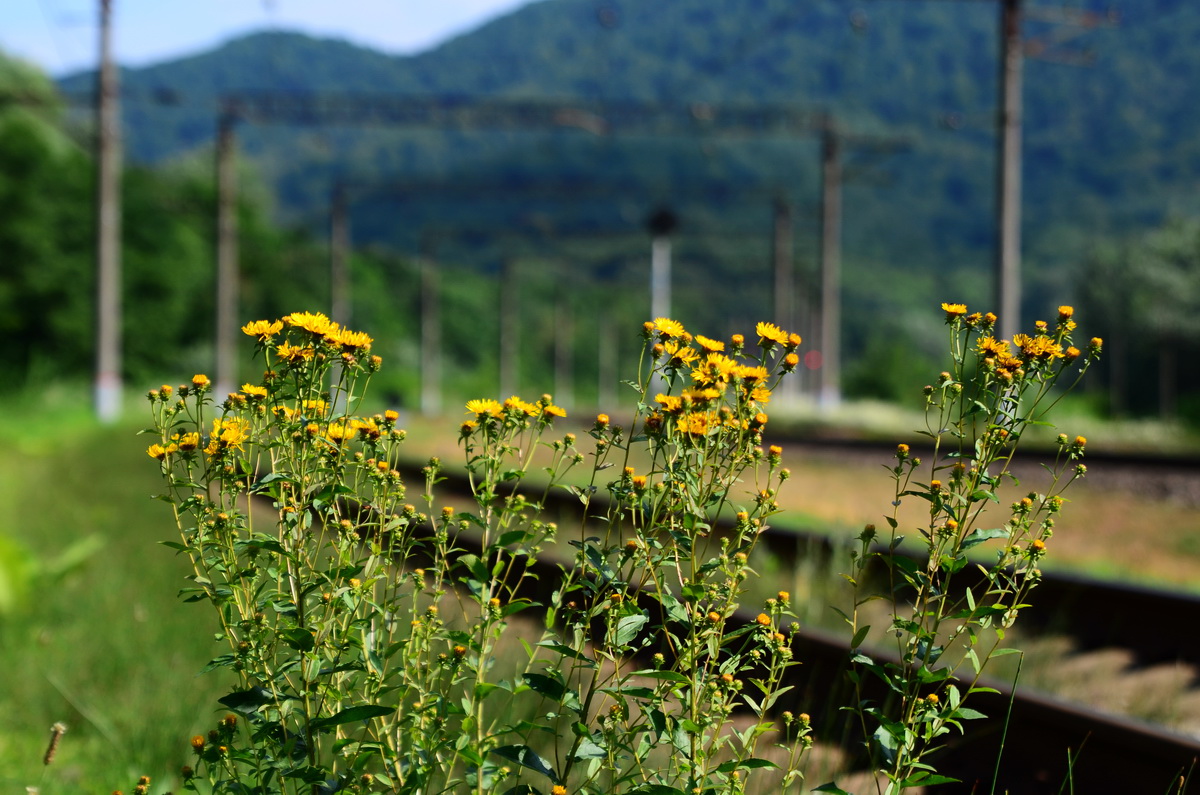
554;280;574;411
330;182;350;326
647;209;678;321
819;120;842;409
598;306;618;410
419;235;442;415
772;198;798;400
499;258;520;397
215;108;239;398
996;0;1023;341
94;0;122;422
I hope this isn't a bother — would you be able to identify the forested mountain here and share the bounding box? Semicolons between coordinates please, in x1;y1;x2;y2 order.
19;0;1200;413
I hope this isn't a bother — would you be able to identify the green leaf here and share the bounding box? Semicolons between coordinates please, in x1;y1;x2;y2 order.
283;627;315;651
498;529;528;547
523;673;581;712
715;758;779;773
812;784;852;794
850;624;871;649
968;489;999;504
615;613;648;646
218;686;275;713
910;774;961;786
628;786;687;795
873;723;900;765
630;669;688;683
572;737;608;760
490;745;557;782
537;640;596;666
960;527;1009;550
313;705;393;729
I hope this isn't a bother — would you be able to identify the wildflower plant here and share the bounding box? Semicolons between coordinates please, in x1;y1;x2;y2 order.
834;305;1100;793
145;305;1095;795
146;312;808;795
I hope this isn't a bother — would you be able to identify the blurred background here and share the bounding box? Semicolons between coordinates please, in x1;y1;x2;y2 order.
4;0;1200;791
3;0;1199;420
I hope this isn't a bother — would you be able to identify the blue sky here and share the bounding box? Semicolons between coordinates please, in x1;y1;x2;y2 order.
0;0;536;76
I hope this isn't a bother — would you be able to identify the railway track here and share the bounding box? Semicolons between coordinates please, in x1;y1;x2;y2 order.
780;433;1200;508
392;459;1200;793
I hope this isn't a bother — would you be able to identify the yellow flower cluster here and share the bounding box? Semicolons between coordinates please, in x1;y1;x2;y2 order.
640;317;799;440
205;417;251;455
464;395;567;424
241;312;374;363
960;303;1085;382
147;431;201;460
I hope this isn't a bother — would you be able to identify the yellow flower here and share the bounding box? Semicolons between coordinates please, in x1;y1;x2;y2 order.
356;419;381;440
241;384;268;400
750;386;772;404
503;396;539;416
695;334;724;353
147;444;169;460
976;336;1011;357
681;387;721;406
275;342;314;362
174;432;200;451
540;402;567;418
755;321;789;346
941;303;967;320
192;374;210;389
1014;334;1063;360
336;328;373;350
655;393;683;413
551;786;568;795
676;411;713;436
211;417;251;450
325;420;356;444
241;319;283;339
283;311;335;336
690;353;739;386
736;365;769;384
653;317;685;338
1058;305;1074;320
662;340;698;367
465;399;503;418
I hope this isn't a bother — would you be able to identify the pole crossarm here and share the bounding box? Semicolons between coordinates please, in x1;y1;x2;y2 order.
218;92;827;137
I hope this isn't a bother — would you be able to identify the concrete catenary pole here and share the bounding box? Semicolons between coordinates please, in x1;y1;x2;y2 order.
819;121;843;409
94;0;122;422
329;182;350;327
647;209;678;322
419;236;442;415
215;108;239;398
554;279;574;410
499;258;520;398
996;0;1024;341
772;198;799;400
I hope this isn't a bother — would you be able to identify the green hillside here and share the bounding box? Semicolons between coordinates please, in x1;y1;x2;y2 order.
16;0;1200;415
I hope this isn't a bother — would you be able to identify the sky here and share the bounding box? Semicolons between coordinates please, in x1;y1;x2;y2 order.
0;0;536;76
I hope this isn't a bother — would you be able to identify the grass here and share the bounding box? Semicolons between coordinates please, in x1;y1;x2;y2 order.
0;388;229;794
